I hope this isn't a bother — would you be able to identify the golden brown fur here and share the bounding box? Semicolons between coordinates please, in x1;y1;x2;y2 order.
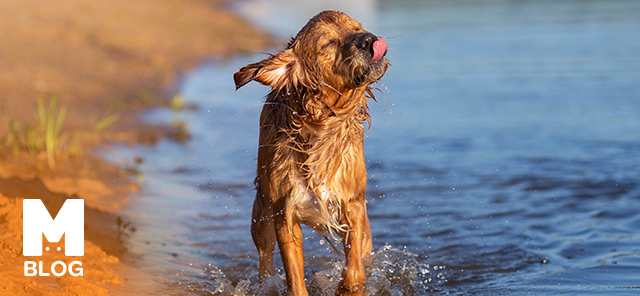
233;11;389;296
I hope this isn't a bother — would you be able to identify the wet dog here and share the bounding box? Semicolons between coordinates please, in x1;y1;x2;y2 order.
234;10;389;295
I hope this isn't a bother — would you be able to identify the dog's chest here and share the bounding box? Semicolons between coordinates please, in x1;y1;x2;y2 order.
301;124;367;202
289;128;367;227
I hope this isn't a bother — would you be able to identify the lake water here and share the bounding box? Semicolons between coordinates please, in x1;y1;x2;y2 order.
106;0;640;295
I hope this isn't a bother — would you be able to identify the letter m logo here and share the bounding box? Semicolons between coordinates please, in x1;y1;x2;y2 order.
23;199;84;256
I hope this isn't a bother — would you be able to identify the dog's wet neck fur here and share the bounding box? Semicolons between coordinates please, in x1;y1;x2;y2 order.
268;81;371;130
264;81;372;185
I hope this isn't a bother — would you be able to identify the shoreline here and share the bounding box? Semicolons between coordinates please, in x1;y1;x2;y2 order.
0;0;272;294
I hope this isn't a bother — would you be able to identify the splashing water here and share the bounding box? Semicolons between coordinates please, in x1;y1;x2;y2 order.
175;246;446;295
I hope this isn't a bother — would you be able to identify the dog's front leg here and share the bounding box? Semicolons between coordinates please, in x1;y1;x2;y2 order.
337;198;368;296
274;209;308;296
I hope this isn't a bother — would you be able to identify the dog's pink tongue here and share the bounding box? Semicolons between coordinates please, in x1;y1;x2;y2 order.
372;38;388;61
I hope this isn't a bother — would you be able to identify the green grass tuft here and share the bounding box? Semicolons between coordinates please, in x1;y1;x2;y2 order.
38;96;66;169
94;111;119;132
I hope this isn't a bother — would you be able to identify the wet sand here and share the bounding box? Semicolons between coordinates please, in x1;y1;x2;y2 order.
0;0;272;294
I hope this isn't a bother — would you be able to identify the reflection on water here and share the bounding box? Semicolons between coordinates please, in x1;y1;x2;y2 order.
105;0;640;294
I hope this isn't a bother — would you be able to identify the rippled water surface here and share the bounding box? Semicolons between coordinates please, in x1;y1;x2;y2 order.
107;0;640;295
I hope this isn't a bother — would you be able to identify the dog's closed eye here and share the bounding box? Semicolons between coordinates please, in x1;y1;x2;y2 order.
321;40;338;50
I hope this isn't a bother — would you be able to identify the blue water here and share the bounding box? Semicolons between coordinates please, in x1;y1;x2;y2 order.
107;0;640;294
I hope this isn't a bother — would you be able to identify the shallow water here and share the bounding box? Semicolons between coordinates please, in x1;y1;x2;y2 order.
106;0;640;294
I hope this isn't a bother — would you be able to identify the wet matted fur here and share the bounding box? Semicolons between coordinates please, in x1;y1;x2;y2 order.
234;10;389;296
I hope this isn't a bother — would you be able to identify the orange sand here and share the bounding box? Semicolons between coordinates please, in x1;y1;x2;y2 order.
0;0;272;294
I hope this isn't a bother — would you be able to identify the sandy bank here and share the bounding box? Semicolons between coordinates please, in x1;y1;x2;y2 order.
0;0;272;294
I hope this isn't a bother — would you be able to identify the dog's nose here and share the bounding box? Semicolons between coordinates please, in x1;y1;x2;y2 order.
357;33;377;51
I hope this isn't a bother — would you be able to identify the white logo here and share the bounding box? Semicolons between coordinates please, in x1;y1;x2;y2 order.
23;199;84;276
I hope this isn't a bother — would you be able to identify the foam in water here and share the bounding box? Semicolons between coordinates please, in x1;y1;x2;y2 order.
191;245;446;295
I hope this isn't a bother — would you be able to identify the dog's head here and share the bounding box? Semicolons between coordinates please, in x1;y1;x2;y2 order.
234;11;388;94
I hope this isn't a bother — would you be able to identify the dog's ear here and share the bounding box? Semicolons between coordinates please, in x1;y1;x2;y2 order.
234;49;298;90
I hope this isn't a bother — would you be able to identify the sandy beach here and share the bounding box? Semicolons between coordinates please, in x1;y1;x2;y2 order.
0;0;271;294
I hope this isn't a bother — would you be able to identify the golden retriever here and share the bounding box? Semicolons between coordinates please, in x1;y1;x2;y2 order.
234;10;389;295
